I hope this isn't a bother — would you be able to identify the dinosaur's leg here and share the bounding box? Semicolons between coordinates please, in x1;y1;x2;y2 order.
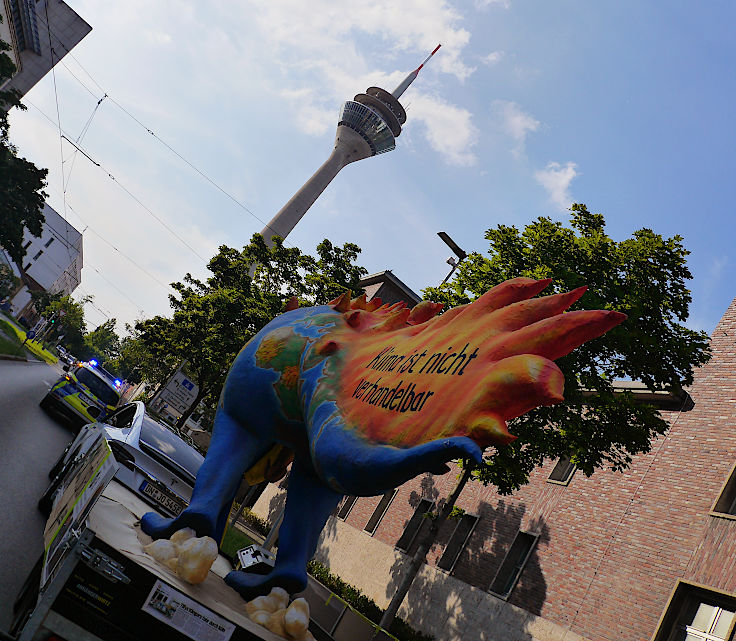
310;407;483;496
224;456;342;600
141;408;272;542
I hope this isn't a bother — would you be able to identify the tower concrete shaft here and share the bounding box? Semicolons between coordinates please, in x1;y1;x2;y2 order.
260;47;440;247
260;124;373;244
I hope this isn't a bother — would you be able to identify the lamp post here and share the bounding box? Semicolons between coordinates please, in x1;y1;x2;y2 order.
437;231;467;285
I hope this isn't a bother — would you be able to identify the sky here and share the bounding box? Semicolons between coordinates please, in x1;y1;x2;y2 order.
7;1;736;337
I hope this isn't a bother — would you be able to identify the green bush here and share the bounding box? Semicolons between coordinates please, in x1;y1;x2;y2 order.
306;561;434;641
231;504;271;538
132;390;152;404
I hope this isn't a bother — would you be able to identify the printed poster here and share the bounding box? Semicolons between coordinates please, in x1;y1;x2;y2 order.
142;580;235;641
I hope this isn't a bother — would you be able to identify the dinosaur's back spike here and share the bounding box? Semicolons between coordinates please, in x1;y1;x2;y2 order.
351;293;368;310
330;291;352;312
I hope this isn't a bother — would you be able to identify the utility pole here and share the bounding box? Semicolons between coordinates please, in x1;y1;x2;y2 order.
378;232;468;631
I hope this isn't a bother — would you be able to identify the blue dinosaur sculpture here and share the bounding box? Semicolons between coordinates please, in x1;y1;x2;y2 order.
141;278;625;599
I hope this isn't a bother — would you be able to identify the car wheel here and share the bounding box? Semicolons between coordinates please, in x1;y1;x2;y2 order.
39;395;53;411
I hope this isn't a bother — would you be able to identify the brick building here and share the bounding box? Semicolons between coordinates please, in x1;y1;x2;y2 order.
253;294;736;641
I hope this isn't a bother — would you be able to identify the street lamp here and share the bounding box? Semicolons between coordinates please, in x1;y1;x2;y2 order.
437;231;467;285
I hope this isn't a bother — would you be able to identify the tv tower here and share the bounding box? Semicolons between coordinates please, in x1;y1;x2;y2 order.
260;45;441;246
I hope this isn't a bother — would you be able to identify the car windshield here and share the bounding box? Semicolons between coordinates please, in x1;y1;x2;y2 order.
75;367;120;406
139;415;204;480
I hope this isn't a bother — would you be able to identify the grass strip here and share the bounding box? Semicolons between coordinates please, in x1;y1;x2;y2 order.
0;318;57;363
0;332;25;358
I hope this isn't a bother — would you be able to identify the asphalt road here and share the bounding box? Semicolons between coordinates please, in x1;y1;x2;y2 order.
0;359;74;633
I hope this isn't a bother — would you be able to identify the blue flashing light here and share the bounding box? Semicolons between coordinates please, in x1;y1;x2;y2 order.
114;379;122;387
89;359;98;367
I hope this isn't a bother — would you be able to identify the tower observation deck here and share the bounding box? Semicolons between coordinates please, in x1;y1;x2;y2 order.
260;45;441;246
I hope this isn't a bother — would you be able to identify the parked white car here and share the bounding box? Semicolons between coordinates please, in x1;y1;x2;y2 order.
39;401;204;517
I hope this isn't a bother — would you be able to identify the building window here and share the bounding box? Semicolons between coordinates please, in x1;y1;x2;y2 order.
712;462;736;519
336;496;357;520
23;240;32;249
437;513;478;572
32;249;43;261
396;499;435;552
44;237;55;248
23;263;31;272
653;581;736;641
489;531;538;598
548;457;576;485
364;490;397;535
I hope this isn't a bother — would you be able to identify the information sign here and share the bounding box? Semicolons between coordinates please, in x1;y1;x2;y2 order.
41;428;118;587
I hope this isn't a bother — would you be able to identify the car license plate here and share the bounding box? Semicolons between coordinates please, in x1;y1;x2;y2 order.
140;481;184;516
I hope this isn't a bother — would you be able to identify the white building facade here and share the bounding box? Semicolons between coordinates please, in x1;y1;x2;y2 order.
0;0;91;97
3;203;83;320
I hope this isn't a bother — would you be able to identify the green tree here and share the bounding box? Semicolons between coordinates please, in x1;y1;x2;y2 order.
137;234;367;429
0;31;48;279
30;290;63;316
0;263;20;300
80;318;121;364
43;295;87;355
380;204;711;628
0;24;22;134
106;323;177;386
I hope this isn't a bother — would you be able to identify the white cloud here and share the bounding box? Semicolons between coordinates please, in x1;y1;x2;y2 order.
279;88;334;136
475;0;511;9
143;31;172;46
534;161;578;210
410;94;478;166
492;100;540;157
78;1;480;164
247;0;475;80
234;0;478;162
481;51;504;66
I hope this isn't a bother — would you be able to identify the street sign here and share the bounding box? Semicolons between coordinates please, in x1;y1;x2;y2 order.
153;370;199;415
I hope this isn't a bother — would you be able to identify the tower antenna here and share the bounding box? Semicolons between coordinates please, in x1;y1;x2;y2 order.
392;44;441;99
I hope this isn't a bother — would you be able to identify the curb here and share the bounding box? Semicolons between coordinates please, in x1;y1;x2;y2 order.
0;353;27;362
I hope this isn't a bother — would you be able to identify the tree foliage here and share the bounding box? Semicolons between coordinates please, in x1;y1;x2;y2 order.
382;205;712;628
80;318;121;363
424;204;711;493
30;290;63;315
106;323;177;386
136;234;368;428
43;295;87;355
0;24;22;136
0;31;48;275
0;263;19;300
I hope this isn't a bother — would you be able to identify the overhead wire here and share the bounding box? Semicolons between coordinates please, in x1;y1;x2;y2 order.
33;10;288;243
30;248;112;324
42;0;75;277
64;93;107;192
22;188;154;325
26;10;309;333
42;180;177;294
26;99;207;263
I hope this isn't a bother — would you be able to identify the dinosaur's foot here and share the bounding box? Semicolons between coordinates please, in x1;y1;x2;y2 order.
140;507;217;541
224;567;307;600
